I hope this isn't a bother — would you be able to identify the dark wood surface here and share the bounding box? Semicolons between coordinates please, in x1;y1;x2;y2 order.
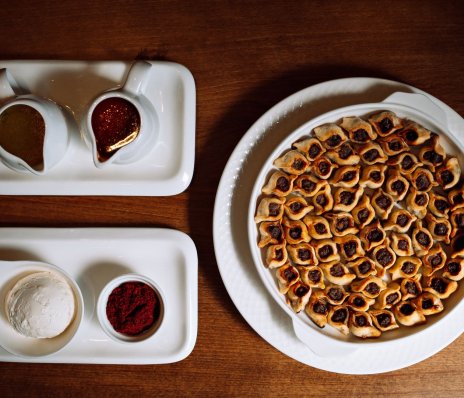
1;1;464;396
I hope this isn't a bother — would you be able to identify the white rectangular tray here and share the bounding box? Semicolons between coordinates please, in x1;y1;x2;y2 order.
0;228;198;364
0;60;196;196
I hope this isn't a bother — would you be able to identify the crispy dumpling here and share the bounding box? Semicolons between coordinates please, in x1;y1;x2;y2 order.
385;169;410;201
320;260;356;285
408;167;437;193
254;196;285;223
450;208;464;238
287;243;318;266
400;275;422;300
373;283;402;309
448;186;464;211
329;165;361;188
351;195;376;228
311;184;334;215
406;190;429;219
276;262;299;293
325;142;360;165
327;305;350;335
428;191;451;218
262;170;297;197
348;257;377;278
351;276;387;299
358;142;388;165
379;133;409;156
384;208;417;233
299;265;325;289
284;196;313;220
393;301;426;326
332;186;364;212
451;233;464;259
273;150;309;175
305;290;329;328
369;111;403;137
399;121;431;146
371;239;397;269
346;293;375;312
371;189;395;220
422;243;447;276
325;212;358;237
286;282;312;312
309;155;338;180
324;284;349;305
266;243;288;268
360;220;386;251
390;232;414;256
292;137;326;161
282;217;310;245
436;157;461;190
349;311;381;338
335;234;365;261
340;116;377;143
389;256;422;280
293;174;328;197
412;292;444;316
442;258;464;281
418;133;446;170
313;123;347;149
426;213;451;244
258;220;284;248
303;215;332;240
423;275;458;299
411;220;434;256
314;239;340;263
388;152;422;177
369;309;399;332
359;164;388;189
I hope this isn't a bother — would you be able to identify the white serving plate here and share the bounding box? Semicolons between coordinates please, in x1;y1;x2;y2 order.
0;60;196;196
213;77;464;374
0;228;198;364
248;92;464;357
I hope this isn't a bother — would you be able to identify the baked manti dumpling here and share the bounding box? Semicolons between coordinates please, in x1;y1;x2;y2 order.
384;208;417;233
309;155;338;180
348;257;377;278
299;265;325;289
282;218;310;245
359;164;388;189
320;260;356;285
335;234;365;261
283;196;313;220
419;134;446;170
313;123;347;149
411;219;434;256
293;174;328;197
385;169;410;201
351;195;376;228
348;311;381;338
275;262;299;293
312;184;334;215
389;256;422;280
443;258;464;281
373;283;402;309
303;215;332;240
292;137;326;161
327;305;350;335
313;239;340;263
286;282;312;313
346;293;375;312
360;220;386;251
357;142;388;165
332;186;364;212
254;196;285;223
305;290;330;328
258;221;284;248
369;309;399;332
273;150;309;175
399;121;431;146
390;232;414;256
428;191;451;218
450;208;464;238
393;301;426;326
323;284;349;305
379;134;409;156
262;171;297;197
400;275;423;301
266;243;288;268
351;276;387;299
339;116;377;143
371;189;395;220
387;152;423;175
329;165;361;188
287;243;318;266
426;213;452;244
369;111;403;137
412;292;444;316
325;212;358;237
436;157;461;190
409;167;437;193
406;190;429;219
423;275;458;299
371;239;397;269
325;142;360;165
448;186;464;211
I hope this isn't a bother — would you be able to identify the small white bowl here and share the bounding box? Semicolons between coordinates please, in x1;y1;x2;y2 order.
97;274;165;343
0;261;84;357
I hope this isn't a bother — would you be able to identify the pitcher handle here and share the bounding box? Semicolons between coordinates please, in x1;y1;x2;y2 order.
122;61;152;96
0;69;22;102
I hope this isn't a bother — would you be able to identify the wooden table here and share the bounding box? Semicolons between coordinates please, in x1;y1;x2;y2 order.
1;1;464;396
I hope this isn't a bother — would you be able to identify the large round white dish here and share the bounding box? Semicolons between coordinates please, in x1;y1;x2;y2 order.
213;77;464;374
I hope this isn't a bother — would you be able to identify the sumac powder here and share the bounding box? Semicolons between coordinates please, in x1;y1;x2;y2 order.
106;281;160;336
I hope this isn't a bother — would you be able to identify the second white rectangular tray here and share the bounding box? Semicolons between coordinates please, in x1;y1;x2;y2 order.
0;60;196;196
0;228;198;364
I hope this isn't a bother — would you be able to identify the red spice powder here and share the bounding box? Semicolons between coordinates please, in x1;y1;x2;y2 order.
106;281;159;336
